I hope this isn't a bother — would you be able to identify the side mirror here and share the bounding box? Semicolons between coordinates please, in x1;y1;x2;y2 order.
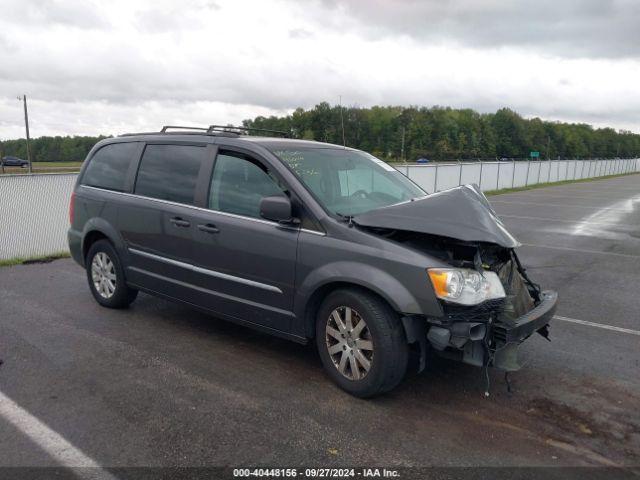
260;195;293;223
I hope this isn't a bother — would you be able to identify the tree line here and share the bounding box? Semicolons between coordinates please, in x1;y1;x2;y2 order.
0;135;108;163
244;103;640;161
1;104;639;162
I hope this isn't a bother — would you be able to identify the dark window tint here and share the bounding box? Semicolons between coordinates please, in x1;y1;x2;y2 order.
209;152;285;218
135;144;206;205
82;142;139;191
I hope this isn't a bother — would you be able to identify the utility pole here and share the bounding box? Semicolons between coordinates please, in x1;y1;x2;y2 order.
339;95;346;148
546;135;551;161
18;95;33;174
401;126;405;162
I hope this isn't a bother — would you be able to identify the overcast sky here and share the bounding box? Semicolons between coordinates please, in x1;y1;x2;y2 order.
1;0;639;139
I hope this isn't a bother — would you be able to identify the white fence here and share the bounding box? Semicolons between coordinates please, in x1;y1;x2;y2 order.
0;173;77;260
398;158;640;193
0;159;639;260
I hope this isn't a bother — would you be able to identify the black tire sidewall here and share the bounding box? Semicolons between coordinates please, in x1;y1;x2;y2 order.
85;240;136;309
315;289;408;398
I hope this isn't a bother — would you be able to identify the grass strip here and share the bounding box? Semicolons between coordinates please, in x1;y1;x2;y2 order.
0;251;70;267
484;171;639;196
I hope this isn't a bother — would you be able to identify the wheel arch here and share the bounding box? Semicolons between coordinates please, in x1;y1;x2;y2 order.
296;262;424;339
81;218;126;265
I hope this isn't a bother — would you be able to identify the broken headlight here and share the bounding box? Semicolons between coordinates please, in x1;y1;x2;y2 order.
427;268;506;306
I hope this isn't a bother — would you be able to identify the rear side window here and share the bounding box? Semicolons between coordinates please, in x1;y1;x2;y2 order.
134;144;206;205
82;142;138;191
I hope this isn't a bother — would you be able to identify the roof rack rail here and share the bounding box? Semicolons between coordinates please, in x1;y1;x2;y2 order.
207;125;290;138
160;125;209;133
119;131;162;137
119;124;290;138
119;126;219;137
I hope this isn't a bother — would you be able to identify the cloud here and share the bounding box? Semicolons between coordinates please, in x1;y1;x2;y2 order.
3;0;110;30
0;98;290;138
0;0;639;137
314;0;640;59
288;28;313;39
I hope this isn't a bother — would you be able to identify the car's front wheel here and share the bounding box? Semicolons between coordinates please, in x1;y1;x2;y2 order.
86;239;138;308
316;288;409;398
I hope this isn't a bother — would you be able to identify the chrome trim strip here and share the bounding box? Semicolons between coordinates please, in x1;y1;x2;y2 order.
128;248;283;294
128;266;294;317
299;228;326;236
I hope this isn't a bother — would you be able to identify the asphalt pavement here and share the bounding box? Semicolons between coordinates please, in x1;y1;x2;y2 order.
0;174;638;477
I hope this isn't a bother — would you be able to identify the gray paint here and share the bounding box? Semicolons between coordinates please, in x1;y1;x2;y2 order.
353;184;521;248
68;133;455;342
68;133;557;348
128;248;284;293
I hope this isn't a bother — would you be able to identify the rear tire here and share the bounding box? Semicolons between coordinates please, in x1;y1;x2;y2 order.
315;288;408;398
86;239;138;309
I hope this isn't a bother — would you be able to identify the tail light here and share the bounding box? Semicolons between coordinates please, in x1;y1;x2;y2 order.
69;191;76;224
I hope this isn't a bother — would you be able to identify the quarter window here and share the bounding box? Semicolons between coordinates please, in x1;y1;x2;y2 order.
134;144;206;205
209;152;285;219
82;142;139;191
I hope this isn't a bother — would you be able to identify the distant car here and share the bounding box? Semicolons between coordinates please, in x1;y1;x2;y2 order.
416;157;430;164
1;156;29;167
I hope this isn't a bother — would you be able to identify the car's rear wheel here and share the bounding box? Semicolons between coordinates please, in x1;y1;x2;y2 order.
316;288;408;398
86;239;138;308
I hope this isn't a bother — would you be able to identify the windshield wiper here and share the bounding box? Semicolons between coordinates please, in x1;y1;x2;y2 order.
335;212;356;227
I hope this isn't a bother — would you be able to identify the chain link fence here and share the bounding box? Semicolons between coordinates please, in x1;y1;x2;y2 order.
0;159;638;260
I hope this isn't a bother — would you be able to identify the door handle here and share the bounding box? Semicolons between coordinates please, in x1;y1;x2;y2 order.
169;217;191;228
197;223;220;234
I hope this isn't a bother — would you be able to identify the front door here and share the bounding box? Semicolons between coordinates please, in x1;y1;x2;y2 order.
187;149;299;333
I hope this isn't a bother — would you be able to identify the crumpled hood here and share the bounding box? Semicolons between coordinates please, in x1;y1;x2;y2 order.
353;184;520;248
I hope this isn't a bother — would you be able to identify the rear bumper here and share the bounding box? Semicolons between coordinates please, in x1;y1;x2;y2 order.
68;228;84;267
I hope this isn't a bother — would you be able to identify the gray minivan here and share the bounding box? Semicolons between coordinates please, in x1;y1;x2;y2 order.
68;125;557;397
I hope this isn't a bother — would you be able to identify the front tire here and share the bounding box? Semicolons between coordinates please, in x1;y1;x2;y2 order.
86;240;138;309
316;288;409;398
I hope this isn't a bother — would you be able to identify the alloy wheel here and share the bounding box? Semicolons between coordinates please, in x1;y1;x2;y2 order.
91;252;116;299
325;306;374;380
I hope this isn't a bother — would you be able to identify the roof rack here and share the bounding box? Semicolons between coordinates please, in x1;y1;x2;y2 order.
207;125;290;138
120;124;290;138
160;125;209;133
121;125;238;138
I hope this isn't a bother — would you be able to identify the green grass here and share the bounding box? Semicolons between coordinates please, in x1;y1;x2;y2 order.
1;161;82;174
0;251;70;267
484;171;639;196
32;161;83;167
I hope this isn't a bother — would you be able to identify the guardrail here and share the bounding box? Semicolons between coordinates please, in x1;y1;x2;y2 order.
0;159;638;260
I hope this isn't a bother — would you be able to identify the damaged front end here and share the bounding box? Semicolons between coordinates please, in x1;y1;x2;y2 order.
354;184;557;372
423;242;556;371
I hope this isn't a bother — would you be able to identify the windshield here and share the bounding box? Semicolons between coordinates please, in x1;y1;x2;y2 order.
273;148;426;216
